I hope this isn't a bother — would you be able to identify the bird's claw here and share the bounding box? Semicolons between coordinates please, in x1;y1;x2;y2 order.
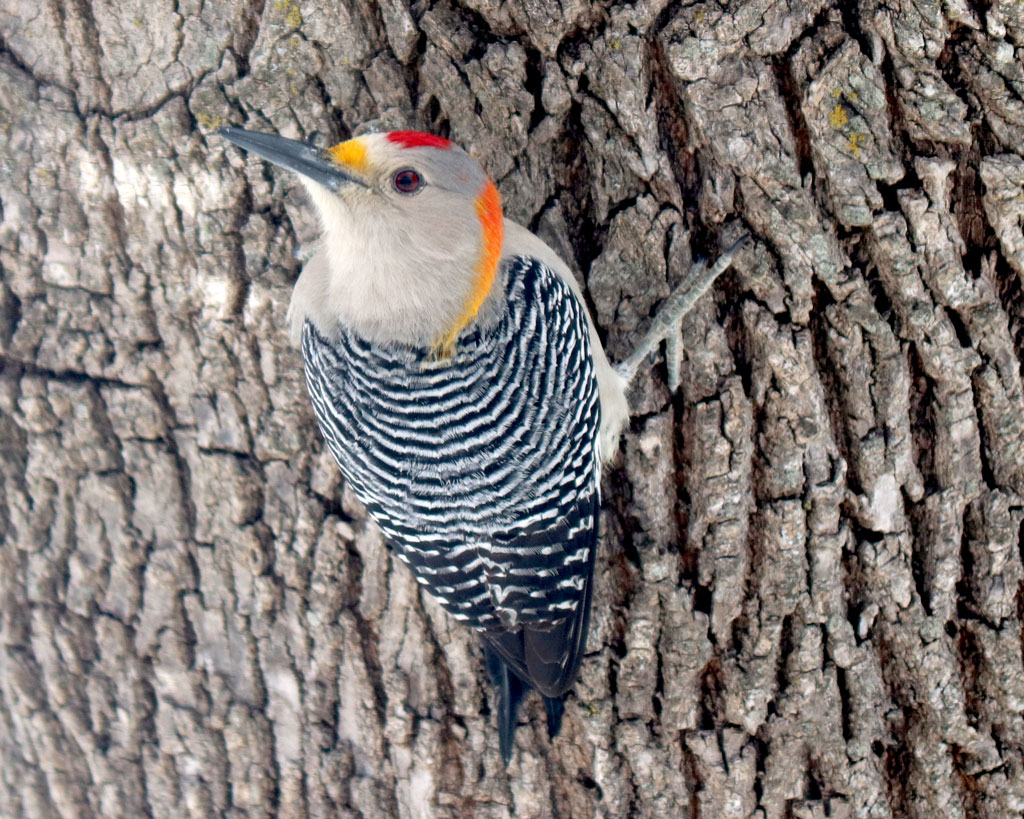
615;233;749;388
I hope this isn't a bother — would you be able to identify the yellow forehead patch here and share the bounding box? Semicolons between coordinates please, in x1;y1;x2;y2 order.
327;138;368;173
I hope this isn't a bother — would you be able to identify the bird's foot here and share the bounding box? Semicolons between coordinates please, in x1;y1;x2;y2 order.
614;234;749;390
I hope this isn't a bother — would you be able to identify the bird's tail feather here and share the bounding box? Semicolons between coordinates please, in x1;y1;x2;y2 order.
484;644;565;763
543;693;564;737
484;644;526;762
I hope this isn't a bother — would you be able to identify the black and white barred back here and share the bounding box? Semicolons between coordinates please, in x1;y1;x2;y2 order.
301;256;602;692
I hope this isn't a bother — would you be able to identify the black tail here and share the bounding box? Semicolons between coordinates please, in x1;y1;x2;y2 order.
479;494;600;760
484;644;527;762
543;693;564;737
484;644;566;763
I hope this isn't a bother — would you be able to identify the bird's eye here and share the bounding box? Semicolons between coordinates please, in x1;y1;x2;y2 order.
392;168;422;194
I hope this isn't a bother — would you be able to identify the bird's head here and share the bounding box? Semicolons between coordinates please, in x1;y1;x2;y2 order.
221;127;504;353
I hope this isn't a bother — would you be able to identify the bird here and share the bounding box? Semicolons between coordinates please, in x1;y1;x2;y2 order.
220;125;744;762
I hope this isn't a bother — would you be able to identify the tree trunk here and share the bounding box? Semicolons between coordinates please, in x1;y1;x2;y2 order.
3;0;1024;816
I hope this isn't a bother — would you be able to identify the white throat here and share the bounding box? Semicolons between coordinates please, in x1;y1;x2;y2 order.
288;180;501;348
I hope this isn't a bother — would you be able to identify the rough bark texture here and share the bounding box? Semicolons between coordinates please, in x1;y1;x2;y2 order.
2;0;1024;816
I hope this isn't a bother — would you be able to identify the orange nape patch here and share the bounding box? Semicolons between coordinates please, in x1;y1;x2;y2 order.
435;180;504;357
327;138;368;173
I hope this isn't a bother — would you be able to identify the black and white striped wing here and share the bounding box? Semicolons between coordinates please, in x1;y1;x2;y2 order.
481;492;599;696
300;256;602;688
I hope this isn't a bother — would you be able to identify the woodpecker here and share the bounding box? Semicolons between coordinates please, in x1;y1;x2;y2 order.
220;125;744;761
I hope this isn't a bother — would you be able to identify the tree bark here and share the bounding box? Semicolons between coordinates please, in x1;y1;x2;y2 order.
3;0;1024;816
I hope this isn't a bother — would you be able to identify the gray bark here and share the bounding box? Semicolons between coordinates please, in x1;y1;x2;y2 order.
2;0;1024;816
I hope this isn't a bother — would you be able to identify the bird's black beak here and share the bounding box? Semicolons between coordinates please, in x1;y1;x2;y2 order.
219;126;361;191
